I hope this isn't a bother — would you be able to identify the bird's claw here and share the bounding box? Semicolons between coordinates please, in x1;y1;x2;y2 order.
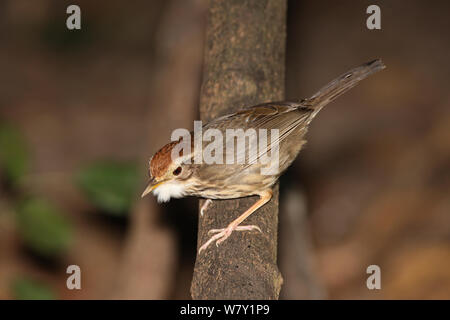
200;199;212;217
198;224;262;254
208;225;262;235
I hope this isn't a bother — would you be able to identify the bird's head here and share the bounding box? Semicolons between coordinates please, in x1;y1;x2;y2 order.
141;140;194;202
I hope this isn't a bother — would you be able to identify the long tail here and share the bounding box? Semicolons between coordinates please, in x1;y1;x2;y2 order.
305;59;385;118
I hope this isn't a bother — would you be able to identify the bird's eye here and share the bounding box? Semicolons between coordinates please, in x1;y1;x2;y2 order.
173;166;182;176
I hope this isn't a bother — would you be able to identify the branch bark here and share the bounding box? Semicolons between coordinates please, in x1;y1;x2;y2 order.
191;0;286;299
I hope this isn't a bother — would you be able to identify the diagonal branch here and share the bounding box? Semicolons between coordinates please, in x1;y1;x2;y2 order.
191;0;286;300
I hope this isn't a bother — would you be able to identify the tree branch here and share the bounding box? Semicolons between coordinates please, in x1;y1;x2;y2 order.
191;0;286;299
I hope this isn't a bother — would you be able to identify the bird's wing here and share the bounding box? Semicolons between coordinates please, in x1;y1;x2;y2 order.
203;101;314;167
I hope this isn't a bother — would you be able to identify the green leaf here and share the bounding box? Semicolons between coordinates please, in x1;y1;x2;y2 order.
0;122;28;184
12;277;56;300
76;161;141;216
16;198;72;257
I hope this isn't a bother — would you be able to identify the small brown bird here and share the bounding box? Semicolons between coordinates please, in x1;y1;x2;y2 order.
142;59;385;253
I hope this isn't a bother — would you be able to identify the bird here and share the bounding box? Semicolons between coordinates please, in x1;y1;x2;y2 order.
141;59;385;253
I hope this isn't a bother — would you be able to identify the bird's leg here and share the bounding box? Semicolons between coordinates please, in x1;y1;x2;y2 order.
198;189;272;254
200;199;212;217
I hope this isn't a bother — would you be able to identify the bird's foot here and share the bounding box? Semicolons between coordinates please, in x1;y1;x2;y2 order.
200;199;212;217
198;224;262;254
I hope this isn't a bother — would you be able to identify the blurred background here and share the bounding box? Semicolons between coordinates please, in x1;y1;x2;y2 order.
0;0;449;299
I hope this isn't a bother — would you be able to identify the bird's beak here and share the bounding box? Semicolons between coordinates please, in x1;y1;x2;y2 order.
141;179;164;198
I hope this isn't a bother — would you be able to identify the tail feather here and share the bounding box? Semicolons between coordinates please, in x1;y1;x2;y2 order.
306;59;386;118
